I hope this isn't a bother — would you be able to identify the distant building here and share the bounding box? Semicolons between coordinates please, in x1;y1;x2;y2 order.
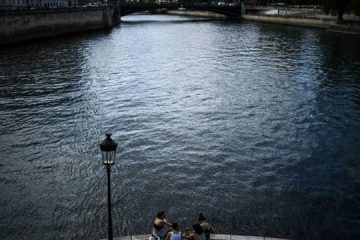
0;0;79;8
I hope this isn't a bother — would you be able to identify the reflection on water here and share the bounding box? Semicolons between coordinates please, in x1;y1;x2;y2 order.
0;14;360;240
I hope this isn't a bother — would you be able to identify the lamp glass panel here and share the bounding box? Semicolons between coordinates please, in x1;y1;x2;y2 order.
102;151;116;165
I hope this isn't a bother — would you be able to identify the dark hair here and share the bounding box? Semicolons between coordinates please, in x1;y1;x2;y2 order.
192;223;203;235
198;213;206;222
156;211;165;219
172;223;179;231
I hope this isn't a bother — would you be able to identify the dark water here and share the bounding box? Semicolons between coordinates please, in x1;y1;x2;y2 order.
1;14;360;240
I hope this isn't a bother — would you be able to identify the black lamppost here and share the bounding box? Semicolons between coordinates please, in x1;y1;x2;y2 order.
100;133;118;240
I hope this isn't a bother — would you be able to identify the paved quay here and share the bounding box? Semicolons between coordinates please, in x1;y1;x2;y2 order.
101;234;289;240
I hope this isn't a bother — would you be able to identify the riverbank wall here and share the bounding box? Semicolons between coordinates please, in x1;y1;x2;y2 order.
165;10;360;34
241;14;332;28
241;14;360;34
0;7;120;45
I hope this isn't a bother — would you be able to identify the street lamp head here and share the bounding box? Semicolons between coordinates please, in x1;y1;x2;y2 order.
100;133;118;166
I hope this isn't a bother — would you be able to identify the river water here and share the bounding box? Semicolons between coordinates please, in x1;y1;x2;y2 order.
1;14;360;240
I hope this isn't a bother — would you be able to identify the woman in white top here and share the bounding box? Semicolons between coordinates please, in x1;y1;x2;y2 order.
165;223;182;240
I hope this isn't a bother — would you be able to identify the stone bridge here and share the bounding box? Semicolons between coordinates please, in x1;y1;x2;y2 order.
118;2;243;17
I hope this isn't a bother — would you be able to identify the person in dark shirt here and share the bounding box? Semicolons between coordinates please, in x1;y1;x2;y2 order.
198;213;214;240
152;211;171;240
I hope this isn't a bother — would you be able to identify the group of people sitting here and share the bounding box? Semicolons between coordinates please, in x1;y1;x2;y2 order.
151;211;215;240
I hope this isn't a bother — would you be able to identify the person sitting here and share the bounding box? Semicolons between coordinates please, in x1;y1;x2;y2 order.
165;223;182;240
198;213;214;240
152;211;171;240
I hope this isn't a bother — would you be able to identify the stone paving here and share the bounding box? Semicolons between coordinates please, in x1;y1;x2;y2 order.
101;234;289;240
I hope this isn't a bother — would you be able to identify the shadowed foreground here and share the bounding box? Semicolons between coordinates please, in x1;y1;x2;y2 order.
101;234;289;240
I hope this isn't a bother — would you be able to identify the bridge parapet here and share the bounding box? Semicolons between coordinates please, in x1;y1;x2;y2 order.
119;2;243;17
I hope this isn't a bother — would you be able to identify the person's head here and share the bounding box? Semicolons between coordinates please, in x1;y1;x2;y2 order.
156;211;166;219
192;223;203;235
198;213;206;222
172;223;179;231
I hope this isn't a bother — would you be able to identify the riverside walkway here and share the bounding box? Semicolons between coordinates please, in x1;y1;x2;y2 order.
101;234;289;240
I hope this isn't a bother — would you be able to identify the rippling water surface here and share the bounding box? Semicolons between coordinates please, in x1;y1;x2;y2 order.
1;14;360;240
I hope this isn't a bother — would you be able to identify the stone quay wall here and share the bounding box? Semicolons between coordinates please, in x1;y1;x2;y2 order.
0;7;120;45
241;14;360;34
165;10;360;34
241;14;335;29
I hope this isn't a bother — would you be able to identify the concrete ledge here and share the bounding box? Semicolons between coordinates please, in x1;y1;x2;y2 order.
100;234;289;240
231;235;264;240
132;235;150;240
212;234;231;240
118;236;133;240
